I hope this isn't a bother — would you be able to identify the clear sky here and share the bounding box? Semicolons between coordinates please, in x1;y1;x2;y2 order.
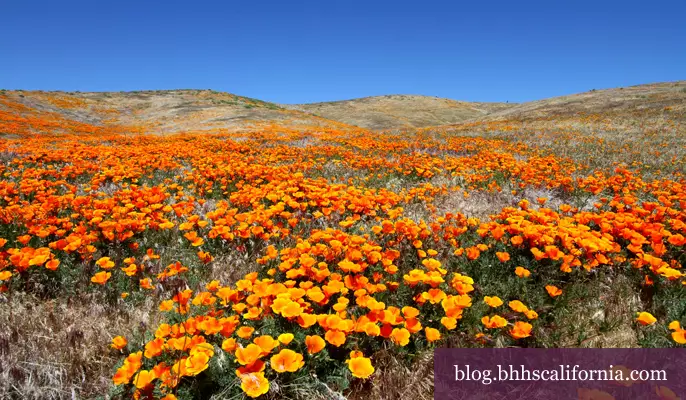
1;0;684;104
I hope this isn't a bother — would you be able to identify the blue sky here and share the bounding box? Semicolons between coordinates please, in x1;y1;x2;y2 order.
1;0;684;103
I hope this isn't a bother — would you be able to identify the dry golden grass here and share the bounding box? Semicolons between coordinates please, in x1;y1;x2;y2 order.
0;292;163;399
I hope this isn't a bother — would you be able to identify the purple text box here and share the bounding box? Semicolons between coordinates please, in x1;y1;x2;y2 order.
434;348;685;399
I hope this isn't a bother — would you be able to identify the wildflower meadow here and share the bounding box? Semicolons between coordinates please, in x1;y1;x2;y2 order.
0;90;684;399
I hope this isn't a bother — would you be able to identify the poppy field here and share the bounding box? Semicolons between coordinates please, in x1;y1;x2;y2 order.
0;90;685;399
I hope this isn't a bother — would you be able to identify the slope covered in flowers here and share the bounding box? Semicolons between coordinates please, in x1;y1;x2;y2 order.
0;91;684;399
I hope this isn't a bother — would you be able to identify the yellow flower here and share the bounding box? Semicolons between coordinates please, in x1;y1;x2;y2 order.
270;349;304;373
235;344;263;366
237;326;255;339
111;336;127;350
390;328;410;346
325;330;346;347
481;315;508;329
483;296;503;308
509;321;532;339
239;372;270;398
636;312;657;326
668;321;686;344
515;267;531;278
185;351;211;376
305;335;326;354
253;335;278;355
277;333;294;345
159;300;174;312
222;338;237;352
90;271;111;285
425;327;441;342
347;353;374;379
545;285;563;298
441;317;457;330
133;369;155;389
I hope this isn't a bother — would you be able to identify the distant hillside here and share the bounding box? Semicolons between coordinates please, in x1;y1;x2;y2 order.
472;81;686;124
2;82;684;135
0;89;353;135
283;95;515;130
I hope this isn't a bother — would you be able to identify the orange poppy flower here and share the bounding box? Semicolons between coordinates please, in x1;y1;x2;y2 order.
509;321;533;339
655;386;679;400
496;252;510;262
347;353;375;379
481;315;508;329
422;288;447;304
425;327;441;342
277;333;294;345
253;335;278;355
636;312;657;326
325;330;346;347
222;338;237;352
45;259;60;271
390;328;410;346
508;300;529;313
239;372;270;398
515;267;531;278
237;326;255;339
466;247;480;260
483;296;503;308
111;336;127;350
298;313;318;328
139;278;153;290
402;306;420;319
305;335;326;354
235;344;263;366
270;349;304;373
133;369;156;389
96;257;115;269
441;317;457;330
545;285;563;298
510;236;524;245
91;271;111;285
144;338;165;359
185;351;211;376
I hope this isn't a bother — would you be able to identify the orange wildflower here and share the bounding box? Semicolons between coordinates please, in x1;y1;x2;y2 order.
515;267;531;278
239;372;269;398
91;271;111;285
347;352;375;379
545;285;563;298
111;336;127;350
270;349;304;373
483;296;503;308
425;327;441;342
481;315;508;329
305;335;326;354
509;321;533;339
636;312;657;326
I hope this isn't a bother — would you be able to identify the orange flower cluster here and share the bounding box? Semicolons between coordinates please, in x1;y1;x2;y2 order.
110;225;476;397
0;95;684;398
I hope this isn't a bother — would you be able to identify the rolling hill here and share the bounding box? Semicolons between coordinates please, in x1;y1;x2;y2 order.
0;89;355;136
468;81;686;124
1;81;684;135
282;94;515;130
